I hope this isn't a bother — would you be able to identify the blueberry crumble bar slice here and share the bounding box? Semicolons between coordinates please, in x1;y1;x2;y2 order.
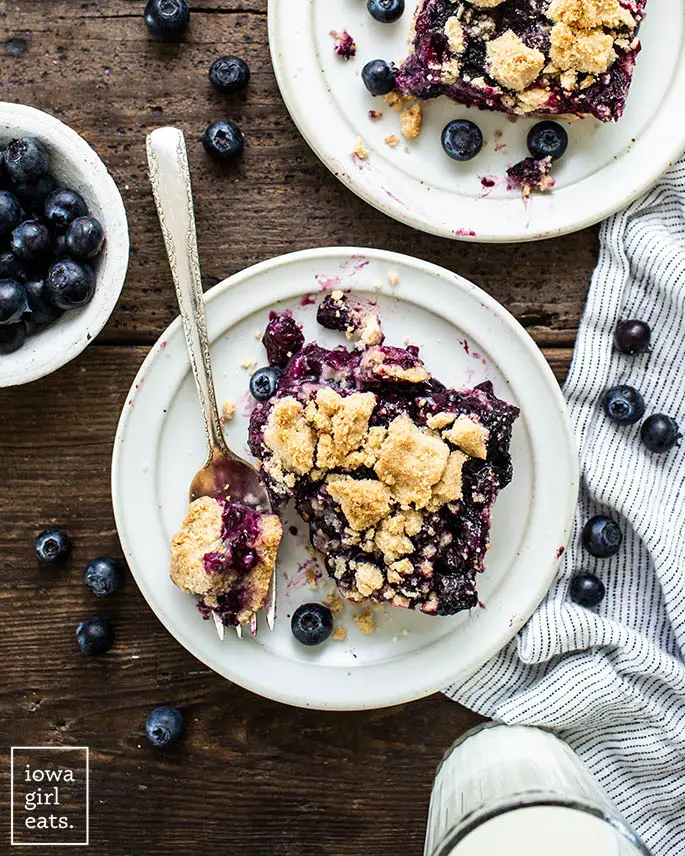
248;296;519;616
396;0;646;121
171;496;282;626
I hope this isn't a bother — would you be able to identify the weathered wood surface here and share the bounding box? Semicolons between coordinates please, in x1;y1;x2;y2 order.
0;1;585;853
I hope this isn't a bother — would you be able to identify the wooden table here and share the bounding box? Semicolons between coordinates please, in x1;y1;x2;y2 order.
0;3;593;853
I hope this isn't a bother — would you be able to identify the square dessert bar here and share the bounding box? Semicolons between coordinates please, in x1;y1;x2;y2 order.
396;0;646;121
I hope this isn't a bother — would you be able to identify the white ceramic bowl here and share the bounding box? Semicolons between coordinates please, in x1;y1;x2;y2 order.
0;103;129;387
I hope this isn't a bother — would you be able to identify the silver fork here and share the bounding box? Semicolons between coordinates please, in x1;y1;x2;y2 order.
146;126;276;639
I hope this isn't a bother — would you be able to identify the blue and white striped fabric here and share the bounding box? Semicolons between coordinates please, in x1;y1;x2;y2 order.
446;157;685;856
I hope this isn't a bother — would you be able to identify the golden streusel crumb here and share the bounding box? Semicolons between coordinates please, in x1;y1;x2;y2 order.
352;137;369;159
400;103;423;140
221;398;236;422
354;608;375;635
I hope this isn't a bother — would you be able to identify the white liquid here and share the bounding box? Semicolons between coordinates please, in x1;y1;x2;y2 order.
450;806;630;856
424;725;647;856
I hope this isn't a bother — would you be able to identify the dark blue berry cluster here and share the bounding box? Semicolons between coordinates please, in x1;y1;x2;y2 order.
0;137;105;355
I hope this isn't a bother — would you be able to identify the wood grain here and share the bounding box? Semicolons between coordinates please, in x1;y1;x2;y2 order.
0;1;582;853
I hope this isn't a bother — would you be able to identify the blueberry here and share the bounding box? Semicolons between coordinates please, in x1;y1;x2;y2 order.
52;232;67;259
362;60;397;96
202;120;245;162
640;414;681;454
569;573;605;608
441;120;483;161
46;258;96;309
75;617;115;655
145;706;184;747
614;319;651;355
0;190;21;237
36;528;73;563
65;215;105;259
249;366;281;401
291;603;334;646
13;174;56;214
209;56;250;93
603;385;645;425
0;278;28;325
0;251;27;282
0;321;26;353
4;137;50;184
527;121;568;161
44;188;88;232
11;220;51;263
84;557;123;597
367;0;405;23
24;278;62;325
144;0;190;38
582;515;622;558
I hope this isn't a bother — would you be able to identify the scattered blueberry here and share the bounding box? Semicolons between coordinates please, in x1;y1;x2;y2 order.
640;414;681;454
249;366;281;401
46;258;96;309
144;0;190;38
362;59;397;96
44;188;88;232
11;219;51;263
84;557;123;597
582;515;622;558
65;216;105;260
75;617;115;655
145;706;184;747
614;319;651;355
0;251;27;282
0;322;25;353
13;173;56;214
0;278;28;325
569;573;606;608
441;120;483;161
24;278;62;325
367;0;405;23
202;120;245;162
36;528;72;564
603;385;645;425
291;602;334;646
0;190;21;236
527;121;568;161
209;56;251;93
4;137;50;184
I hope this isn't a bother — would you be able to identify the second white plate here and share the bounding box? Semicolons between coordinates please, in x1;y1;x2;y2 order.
269;0;685;242
112;247;578;710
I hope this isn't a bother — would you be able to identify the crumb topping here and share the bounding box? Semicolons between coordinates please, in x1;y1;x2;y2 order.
360;347;430;383
263;397;316;475
444;16;466;54
375;413;450;508
470;0;507;6
549;22;616;73
327;475;391;530
354;562;385;597
486;30;545;92
400;102;423;140
547;0;635;30
443;414;489;459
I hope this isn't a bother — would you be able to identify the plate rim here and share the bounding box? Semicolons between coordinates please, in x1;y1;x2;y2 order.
111;246;579;710
267;0;685;243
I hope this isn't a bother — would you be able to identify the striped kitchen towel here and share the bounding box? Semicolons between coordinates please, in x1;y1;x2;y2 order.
446;157;685;856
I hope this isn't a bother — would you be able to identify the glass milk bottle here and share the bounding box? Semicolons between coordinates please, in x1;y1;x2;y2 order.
424;723;651;856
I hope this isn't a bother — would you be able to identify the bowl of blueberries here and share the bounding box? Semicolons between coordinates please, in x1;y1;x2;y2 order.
0;102;129;387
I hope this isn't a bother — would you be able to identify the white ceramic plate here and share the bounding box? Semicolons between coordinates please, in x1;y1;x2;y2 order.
269;0;685;242
0;103;129;387
112;247;578;710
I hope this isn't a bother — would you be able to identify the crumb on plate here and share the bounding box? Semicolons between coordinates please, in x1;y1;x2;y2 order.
332;626;347;642
384;134;400;147
222;398;236;421
354;608;375;635
400;103;422;140
352;137;369;159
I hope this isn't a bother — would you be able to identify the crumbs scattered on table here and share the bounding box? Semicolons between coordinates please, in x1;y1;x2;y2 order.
330;29;356;60
368;109;383;120
352;137;369;160
332;626;347;642
384;134;400;148
354;608;375;635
